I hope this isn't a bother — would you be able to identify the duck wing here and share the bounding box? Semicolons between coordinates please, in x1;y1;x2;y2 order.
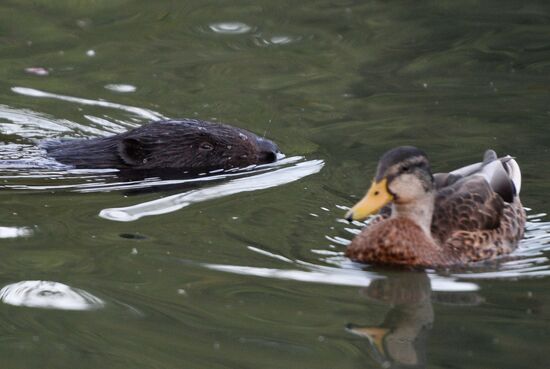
433;150;521;202
431;175;504;242
431;150;521;243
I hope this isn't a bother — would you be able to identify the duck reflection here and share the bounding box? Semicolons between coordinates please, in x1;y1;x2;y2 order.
346;272;481;368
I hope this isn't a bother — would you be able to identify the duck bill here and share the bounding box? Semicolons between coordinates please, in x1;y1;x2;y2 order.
347;326;389;355
345;178;393;221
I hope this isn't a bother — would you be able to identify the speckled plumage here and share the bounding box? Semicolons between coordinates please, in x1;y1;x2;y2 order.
345;147;526;268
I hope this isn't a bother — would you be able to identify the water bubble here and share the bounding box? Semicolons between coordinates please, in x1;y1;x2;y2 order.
209;22;252;34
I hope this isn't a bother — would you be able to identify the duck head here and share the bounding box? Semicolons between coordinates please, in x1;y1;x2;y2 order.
345;146;435;222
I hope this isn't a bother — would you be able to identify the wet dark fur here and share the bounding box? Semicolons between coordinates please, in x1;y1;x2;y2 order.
43;119;280;172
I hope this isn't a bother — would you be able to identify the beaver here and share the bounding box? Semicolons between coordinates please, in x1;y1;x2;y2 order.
42;119;281;172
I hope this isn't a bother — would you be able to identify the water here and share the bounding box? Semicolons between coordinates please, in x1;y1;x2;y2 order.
0;1;550;368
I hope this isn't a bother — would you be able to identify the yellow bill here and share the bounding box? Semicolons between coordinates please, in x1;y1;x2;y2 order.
345;178;393;221
347;326;389;354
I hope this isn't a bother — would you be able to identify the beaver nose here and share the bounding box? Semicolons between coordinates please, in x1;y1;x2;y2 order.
257;138;281;163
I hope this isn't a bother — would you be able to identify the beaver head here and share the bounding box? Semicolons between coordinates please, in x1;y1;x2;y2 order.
44;119;282;172
118;120;281;170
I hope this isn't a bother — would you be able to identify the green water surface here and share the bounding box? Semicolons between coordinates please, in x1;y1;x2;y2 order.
0;1;549;368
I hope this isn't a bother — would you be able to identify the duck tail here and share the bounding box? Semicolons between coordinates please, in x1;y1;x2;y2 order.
501;155;521;195
482;149;498;165
479;150;521;202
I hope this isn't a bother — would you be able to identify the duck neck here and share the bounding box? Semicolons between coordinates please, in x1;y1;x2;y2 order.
391;191;435;236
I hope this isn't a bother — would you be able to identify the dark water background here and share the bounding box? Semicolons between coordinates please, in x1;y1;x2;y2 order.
0;1;549;368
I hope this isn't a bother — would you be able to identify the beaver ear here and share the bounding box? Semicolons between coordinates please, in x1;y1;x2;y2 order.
118;138;151;166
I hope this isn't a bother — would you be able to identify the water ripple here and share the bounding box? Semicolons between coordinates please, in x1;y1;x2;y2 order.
208;22;253;35
0;105;72;139
201;210;550;292
0;226;32;238
0;281;105;311
104;84;137;93
11;87;164;122
0;104;131;140
252;35;299;47
100;158;324;221
202;257;479;292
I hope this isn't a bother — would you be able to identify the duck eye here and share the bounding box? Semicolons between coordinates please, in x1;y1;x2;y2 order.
402;166;410;172
199;142;214;151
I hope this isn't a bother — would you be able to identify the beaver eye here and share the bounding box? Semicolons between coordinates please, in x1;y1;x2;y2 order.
199;142;214;151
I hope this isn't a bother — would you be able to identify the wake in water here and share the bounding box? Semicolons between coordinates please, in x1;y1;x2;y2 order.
0;87;324;223
200;208;550;292
0;87;156;171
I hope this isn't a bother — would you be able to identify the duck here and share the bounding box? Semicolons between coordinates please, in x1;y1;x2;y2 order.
344;146;526;268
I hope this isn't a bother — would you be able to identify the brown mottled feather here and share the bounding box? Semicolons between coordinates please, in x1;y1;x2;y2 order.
346;218;457;267
347;195;525;267
444;198;525;263
431;176;504;242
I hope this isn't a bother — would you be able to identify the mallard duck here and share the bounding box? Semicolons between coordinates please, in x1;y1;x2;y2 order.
344;146;525;267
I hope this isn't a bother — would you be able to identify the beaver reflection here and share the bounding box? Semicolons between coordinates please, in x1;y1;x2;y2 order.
346;272;481;369
43;119;281;172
